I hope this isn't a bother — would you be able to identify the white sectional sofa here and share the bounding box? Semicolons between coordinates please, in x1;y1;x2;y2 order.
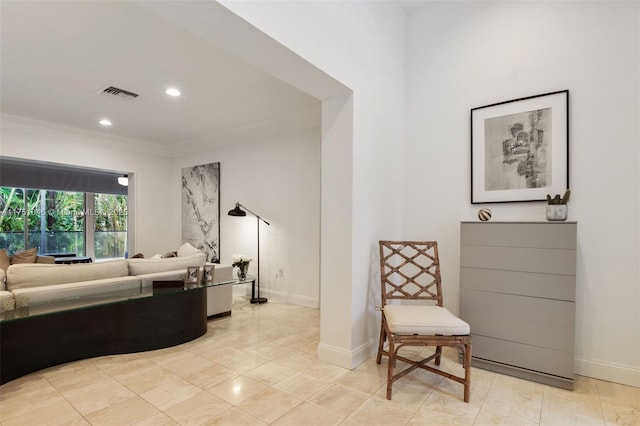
8;259;140;307
0;243;234;317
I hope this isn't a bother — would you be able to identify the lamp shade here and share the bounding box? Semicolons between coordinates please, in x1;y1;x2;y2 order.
228;202;246;217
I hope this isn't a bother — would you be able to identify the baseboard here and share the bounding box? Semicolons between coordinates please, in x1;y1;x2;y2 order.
472;357;574;390
575;357;640;388
207;311;231;320
258;288;319;309
260;288;286;303
288;293;319;309
317;337;378;369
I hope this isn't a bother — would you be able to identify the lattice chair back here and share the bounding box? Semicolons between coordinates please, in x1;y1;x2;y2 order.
379;240;443;307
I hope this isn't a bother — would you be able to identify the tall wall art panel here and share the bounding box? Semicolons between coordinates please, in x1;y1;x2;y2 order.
182;162;220;262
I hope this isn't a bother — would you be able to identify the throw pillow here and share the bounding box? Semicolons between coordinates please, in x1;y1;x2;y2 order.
131;253;145;259
10;247;37;264
2;298;15;312
0;249;9;272
36;256;55;264
163;251;177;258
177;242;201;257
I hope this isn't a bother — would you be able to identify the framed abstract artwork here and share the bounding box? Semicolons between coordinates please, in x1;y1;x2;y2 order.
182;162;220;262
471;90;569;204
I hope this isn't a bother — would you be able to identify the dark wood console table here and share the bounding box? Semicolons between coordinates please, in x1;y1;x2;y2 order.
0;284;207;385
54;256;92;264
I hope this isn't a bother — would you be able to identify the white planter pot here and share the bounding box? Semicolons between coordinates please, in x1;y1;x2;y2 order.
546;205;568;221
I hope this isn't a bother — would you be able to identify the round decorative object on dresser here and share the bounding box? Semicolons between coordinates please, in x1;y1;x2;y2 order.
477;208;492;221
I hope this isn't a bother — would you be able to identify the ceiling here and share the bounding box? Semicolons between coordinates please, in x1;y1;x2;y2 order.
0;1;320;150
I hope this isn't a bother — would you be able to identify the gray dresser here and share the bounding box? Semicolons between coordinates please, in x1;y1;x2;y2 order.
460;221;577;390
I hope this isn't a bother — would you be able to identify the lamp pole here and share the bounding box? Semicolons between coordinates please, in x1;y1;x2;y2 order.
228;202;270;304
256;214;262;302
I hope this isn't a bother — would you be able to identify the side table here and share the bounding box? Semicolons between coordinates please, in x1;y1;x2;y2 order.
235;275;267;304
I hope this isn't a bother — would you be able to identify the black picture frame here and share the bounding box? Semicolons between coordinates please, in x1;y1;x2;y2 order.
471;90;569;204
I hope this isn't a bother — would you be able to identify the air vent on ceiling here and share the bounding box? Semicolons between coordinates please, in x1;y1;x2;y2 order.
99;86;139;100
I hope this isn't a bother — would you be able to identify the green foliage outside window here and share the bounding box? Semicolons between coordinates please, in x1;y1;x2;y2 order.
1;187;127;259
94;193;127;259
0;187;85;254
1;187;25;231
0;187;26;251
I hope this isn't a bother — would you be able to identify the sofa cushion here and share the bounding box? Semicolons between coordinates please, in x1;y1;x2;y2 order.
36;255;55;264
0;249;9;272
6;260;129;291
10;247;37;264
11;276;142;307
127;252;205;276
177;242;202;257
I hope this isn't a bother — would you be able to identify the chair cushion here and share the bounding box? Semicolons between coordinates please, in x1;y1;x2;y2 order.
383;304;470;335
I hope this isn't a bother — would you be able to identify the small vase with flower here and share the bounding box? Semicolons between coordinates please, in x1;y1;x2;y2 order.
232;254;252;281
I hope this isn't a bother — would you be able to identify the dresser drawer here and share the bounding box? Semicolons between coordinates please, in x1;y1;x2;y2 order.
459;221;577;389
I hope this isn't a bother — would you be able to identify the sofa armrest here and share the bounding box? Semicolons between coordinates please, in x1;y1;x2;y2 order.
213;264;233;283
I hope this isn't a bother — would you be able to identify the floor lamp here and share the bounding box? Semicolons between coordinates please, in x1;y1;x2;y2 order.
228;202;270;304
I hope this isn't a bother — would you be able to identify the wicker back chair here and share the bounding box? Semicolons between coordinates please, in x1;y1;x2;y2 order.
376;240;472;402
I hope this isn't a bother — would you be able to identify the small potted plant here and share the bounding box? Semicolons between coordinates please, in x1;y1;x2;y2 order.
232;254;252;281
546;189;570;221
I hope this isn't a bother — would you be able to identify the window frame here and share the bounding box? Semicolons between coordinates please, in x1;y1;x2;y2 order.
0;187;127;260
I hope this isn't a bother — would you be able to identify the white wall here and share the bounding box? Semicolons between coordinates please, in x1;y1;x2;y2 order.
6;0;635;388
221;0;407;367
0;114;175;256
404;1;639;387
171;120;322;308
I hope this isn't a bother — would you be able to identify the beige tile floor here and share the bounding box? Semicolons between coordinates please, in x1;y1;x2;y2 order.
1;297;638;426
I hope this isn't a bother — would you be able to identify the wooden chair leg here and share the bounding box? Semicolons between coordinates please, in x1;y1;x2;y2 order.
386;338;395;400
376;319;386;364
463;342;472;403
434;345;443;365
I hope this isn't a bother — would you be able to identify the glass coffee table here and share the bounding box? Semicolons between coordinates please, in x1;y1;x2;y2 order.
0;281;221;385
228;275;267;304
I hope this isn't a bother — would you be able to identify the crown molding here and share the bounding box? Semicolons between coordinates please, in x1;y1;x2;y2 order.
172;105;321;156
1;107;320;159
0;113;174;157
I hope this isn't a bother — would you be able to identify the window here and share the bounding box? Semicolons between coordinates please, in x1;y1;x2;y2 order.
29;189;85;255
94;193;127;259
0;187;26;251
0;187;127;260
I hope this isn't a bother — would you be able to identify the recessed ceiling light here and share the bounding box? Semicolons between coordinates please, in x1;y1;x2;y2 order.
165;88;181;97
99;119;112;126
